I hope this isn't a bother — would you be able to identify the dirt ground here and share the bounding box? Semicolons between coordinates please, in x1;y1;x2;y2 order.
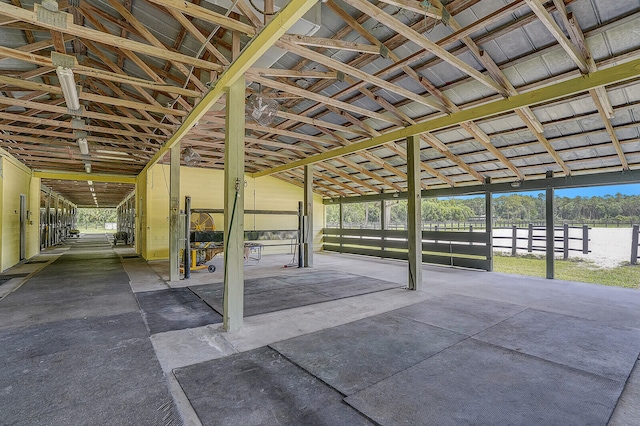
492;227;635;268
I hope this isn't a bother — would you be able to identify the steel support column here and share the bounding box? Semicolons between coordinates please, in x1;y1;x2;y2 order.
303;164;313;267
223;74;245;332
406;135;422;290
169;143;180;282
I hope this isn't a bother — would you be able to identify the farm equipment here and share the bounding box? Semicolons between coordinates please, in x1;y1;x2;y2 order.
182;212;263;274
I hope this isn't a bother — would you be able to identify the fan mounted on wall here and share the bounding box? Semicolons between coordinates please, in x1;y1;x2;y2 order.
190;212;215;232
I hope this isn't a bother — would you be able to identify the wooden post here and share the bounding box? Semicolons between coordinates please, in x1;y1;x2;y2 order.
528;223;533;252
339;197;343;249
546;172;555;279
406;135;422;290
582;225;589;254
485;184;493;272
222;67;245;332
184;196;191;280
563;223;569;260
169;143;180;282
303;164;313;267
380;200;386;256
631;224;639;265
511;225;517;256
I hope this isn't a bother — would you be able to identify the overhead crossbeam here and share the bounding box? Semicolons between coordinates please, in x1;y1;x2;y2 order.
140;0;319;175
253;57;640;178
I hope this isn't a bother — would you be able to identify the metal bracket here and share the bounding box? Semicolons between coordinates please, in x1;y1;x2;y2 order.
379;45;389;59
336;71;345;82
51;52;77;68
35;3;71;29
71;118;85;129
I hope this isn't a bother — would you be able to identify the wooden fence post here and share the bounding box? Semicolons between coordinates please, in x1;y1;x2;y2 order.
582;225;589;254
563;223;569;260
631;224;639;265
528;223;533;252
511;225;517;256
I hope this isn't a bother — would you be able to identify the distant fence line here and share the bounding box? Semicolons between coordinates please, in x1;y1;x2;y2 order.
330;219;640;230
493;224;589;260
327;222;640;264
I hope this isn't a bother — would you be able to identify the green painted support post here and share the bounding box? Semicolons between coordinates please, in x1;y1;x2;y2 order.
546;172;555;279
184;196;191;280
380;200;386;255
169;143;180;282
339;197;343;249
223;75;245;332
485;182;493;271
303;164;313;267
406;135;422;290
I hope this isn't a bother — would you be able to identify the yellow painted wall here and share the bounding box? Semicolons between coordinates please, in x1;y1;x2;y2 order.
140;164;325;260
0;155;40;271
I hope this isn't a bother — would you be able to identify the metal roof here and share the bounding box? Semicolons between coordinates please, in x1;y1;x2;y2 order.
0;0;639;206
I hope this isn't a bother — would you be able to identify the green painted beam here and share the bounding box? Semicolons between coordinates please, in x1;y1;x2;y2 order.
139;0;319;177
254;57;640;178
33;170;136;184
322;169;640;204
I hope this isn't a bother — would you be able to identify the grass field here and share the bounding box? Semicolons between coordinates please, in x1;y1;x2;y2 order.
493;253;640;289
76;225;117;233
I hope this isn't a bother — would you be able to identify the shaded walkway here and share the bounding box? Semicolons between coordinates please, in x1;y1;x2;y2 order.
0;234;175;425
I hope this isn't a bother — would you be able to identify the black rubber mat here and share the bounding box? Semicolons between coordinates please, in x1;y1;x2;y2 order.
174;346;374;426
24;260;49;264
474;308;640;382
271;312;466;395
0;234;175;425
388;294;526;335
135;288;222;334
190;271;401;318
345;339;623;426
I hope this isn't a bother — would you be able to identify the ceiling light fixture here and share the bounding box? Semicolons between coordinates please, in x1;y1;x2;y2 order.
84;163;91;173
510;180;522;188
56;66;81;112
77;137;89;155
87;180;93;185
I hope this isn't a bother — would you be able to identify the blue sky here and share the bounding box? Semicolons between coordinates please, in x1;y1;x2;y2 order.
555;184;640;198
443;184;640;200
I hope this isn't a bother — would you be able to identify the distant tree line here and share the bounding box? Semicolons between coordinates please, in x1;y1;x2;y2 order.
326;193;640;226
77;208;117;228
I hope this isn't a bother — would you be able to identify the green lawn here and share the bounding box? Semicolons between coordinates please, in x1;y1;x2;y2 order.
76;225;117;234
493;253;640;289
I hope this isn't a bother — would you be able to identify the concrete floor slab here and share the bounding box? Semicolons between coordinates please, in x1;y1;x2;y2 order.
151;324;238;372
174;346;371;426
388;294;527;335
345;339;623;426
271;313;466;396
474;308;640;382
135;288;222;334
